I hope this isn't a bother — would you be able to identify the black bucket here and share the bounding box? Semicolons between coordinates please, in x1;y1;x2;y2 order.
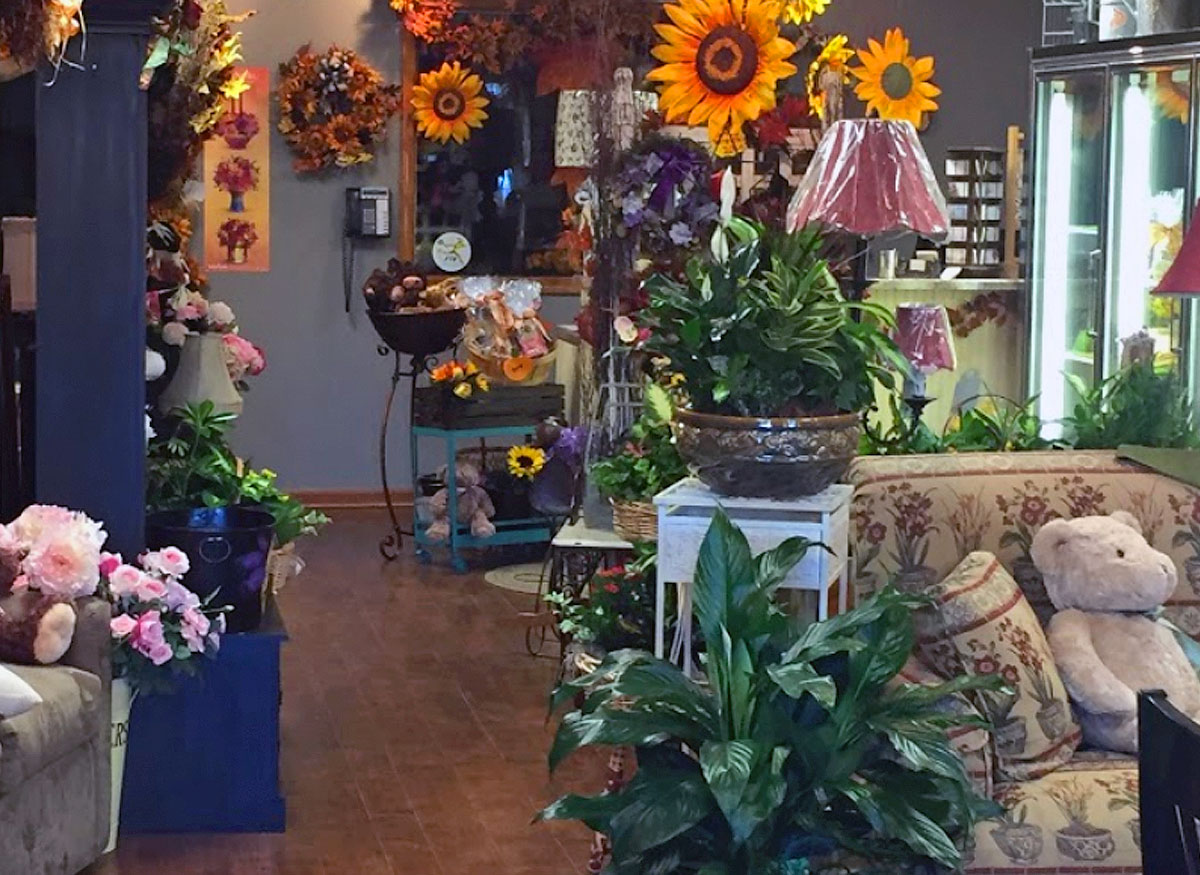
145;506;275;633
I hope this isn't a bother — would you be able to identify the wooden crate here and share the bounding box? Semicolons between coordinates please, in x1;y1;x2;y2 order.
413;384;564;428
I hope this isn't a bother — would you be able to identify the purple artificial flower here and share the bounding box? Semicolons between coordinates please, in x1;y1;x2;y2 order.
668;222;694;246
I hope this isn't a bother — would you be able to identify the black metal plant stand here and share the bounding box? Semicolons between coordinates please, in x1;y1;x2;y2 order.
377;346;435;561
366;308;467;562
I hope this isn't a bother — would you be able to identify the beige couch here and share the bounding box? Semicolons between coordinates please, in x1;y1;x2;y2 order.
0;598;111;874
851;450;1200;874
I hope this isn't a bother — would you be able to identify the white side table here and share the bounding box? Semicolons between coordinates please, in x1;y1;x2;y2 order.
653;478;854;668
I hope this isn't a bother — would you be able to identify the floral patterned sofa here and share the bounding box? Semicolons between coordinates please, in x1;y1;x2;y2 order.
850;450;1200;875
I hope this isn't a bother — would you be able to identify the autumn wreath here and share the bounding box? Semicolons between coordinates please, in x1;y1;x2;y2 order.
276;44;402;173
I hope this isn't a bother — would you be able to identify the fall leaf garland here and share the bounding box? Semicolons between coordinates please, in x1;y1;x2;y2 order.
276;45;402;173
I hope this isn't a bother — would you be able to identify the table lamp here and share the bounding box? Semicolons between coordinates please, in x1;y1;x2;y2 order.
894;302;957;423
786;118;949;297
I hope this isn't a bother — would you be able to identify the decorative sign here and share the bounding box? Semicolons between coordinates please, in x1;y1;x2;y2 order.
204;66;270;272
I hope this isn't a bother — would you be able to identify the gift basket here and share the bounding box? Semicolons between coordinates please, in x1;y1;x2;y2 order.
460;277;557;386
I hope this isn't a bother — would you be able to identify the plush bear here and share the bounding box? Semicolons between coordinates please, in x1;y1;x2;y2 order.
0;592;77;665
426;462;496;542
1031;511;1200;753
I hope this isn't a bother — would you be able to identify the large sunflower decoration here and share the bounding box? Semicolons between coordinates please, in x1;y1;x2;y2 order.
648;0;798;158
849;27;940;128
413;61;490;145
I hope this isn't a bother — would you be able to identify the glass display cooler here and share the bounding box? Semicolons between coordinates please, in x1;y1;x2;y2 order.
1028;31;1200;430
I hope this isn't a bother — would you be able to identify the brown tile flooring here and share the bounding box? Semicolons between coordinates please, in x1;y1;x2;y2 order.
84;510;599;875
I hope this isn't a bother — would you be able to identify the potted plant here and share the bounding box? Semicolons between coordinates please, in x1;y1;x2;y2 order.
590;383;689;542
541;510;1000;873
642;220;904;498
146;403;329;630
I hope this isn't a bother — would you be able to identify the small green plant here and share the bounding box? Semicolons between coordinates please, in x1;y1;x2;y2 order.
1066;360;1199;450
862;393;1053;456
544;544;661;651
148;402;329;546
590;383;689;503
540;510;1000;874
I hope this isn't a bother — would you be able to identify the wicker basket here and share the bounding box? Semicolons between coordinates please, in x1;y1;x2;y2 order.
611;499;657;543
266;542;303;594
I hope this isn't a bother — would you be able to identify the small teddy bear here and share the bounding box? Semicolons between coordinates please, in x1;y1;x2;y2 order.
0;592;77;666
426;461;496;542
1031;510;1200;753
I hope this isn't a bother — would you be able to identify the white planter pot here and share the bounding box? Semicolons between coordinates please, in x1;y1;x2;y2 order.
105;678;135;854
158;332;243;416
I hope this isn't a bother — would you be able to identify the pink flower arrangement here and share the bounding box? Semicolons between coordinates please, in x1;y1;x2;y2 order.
212;156;260;194
104;547;226;691
0;505;106;598
223;332;267;385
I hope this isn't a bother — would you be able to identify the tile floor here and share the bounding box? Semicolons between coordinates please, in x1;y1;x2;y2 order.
84;509;599;874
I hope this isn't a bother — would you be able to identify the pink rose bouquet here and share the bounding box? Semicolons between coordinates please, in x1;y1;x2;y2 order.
0;505;106;598
103;547;227;693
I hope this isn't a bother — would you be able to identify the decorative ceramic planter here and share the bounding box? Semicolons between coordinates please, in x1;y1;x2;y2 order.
228;190;246;212
106;678;135;853
1055;827;1116;862
673;409;860;499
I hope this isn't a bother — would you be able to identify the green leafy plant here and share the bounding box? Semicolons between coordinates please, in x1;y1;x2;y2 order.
590;383;689;502
642;221;905;417
540;510;1000;874
863;394;1054;456
147;403;329;546
1066;360;1199;450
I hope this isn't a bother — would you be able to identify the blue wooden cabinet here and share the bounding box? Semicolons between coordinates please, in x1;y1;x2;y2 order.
120;600;287;833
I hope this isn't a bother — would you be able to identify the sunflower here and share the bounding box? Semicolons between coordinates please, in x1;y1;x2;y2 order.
806;33;853;120
782;0;829;24
507;445;546;480
412;61;490;144
648;0;798;158
849;28;940;127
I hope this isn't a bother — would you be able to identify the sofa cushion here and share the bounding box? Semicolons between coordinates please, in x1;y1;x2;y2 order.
969;762;1140;874
0;663;100;795
914;552;1081;783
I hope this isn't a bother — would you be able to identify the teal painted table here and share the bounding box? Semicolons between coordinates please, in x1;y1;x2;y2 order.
412;424;553;572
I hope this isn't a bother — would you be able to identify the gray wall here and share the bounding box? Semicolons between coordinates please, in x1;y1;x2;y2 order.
212;0;1042;493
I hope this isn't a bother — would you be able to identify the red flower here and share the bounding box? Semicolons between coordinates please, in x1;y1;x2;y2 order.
1020;496;1049;527
753;110;791;148
779;95;811;125
603;583;620;594
973;656;999;676
597;565;626;578
182;0;202;29
865;521;886;545
1001;665;1020;686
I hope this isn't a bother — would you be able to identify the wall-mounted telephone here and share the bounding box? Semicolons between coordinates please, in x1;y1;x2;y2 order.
345;187;391;238
343;187;392;313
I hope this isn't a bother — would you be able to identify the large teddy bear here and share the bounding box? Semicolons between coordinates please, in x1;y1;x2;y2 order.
1031;511;1200;753
426;461;496;542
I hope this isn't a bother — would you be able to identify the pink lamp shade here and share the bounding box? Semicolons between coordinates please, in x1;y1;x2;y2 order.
1154;205;1200;296
895;303;957;374
787;119;949;240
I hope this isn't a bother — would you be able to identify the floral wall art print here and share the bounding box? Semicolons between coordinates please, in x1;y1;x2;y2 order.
204;66;270;272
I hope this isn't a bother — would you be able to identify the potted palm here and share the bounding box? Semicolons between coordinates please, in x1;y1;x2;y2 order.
541;510;1000;873
642;221;904;498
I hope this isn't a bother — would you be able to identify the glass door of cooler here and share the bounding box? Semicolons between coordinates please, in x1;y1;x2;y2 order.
1030;71;1108;432
1105;63;1192;376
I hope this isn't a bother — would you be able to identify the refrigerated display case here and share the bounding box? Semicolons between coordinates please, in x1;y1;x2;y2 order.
1028;31;1200;430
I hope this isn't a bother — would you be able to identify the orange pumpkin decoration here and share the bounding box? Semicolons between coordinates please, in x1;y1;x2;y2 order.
502;355;535;382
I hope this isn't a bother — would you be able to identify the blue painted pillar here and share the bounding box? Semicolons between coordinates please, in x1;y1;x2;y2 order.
35;1;164;556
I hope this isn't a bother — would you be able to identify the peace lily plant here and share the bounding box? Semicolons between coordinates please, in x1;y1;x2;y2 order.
540;511;1000;874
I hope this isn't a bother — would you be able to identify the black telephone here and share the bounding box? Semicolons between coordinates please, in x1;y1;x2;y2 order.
345;187;392;238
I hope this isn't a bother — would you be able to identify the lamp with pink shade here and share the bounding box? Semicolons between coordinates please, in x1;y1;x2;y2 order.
1153;204;1200;297
894;302;957;423
787;118;949;297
